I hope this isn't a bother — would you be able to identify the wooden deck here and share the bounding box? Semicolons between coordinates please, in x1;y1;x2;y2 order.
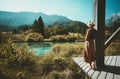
73;56;120;79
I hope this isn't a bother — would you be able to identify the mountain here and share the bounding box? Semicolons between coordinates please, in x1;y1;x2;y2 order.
0;11;72;27
106;12;120;27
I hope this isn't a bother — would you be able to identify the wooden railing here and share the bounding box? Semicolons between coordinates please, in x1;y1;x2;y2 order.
105;27;120;49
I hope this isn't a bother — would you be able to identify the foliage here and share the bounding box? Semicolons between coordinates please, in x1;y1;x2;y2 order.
106;21;120;33
50;34;83;42
0;39;86;79
0;24;14;31
0;39;37;79
33;16;44;36
24;32;44;42
53;25;68;35
44;25;68;38
105;42;120;55
35;43;85;79
0;39;35;68
18;30;44;42
66;21;88;35
17;24;32;33
105;21;120;56
44;26;53;38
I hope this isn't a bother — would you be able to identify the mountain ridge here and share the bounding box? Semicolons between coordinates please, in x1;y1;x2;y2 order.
106;12;120;27
0;11;72;27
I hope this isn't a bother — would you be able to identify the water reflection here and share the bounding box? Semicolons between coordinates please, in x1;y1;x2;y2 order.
16;42;75;56
16;42;53;55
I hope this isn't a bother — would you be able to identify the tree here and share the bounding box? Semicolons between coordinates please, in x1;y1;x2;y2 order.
38;16;44;36
33;16;44;36
44;27;51;38
33;20;39;32
53;25;68;35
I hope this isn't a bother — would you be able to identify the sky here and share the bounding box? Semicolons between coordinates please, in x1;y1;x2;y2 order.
0;0;120;23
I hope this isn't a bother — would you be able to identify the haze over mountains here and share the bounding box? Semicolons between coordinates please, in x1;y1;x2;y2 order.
0;11;72;27
0;11;120;28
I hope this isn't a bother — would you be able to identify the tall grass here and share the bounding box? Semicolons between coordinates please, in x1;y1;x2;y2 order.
0;39;85;79
105;41;120;55
35;43;85;79
0;39;37;79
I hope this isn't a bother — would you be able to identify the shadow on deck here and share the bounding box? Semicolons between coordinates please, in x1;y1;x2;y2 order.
73;56;120;79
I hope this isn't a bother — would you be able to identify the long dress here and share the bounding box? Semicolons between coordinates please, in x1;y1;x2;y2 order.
84;28;96;64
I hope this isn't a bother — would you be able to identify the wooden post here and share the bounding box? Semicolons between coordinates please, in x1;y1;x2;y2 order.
93;0;106;68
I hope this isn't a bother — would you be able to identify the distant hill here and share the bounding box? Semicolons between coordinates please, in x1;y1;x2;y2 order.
0;11;89;33
0;11;72;27
106;12;120;27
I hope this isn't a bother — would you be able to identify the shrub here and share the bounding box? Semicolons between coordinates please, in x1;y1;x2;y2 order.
105;42;120;55
17;30;44;42
50;35;76;42
24;33;44;42
52;43;84;57
36;43;85;78
53;57;68;71
50;34;84;42
0;39;36;70
0;39;85;79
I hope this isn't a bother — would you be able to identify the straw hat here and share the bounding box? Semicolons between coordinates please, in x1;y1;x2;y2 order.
88;21;95;27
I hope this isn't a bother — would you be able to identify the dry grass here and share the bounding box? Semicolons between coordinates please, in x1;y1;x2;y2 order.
0;39;85;79
35;42;85;79
105;41;120;55
50;34;84;42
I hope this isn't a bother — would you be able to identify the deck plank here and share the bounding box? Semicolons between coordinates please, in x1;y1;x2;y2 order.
72;56;120;79
105;56;113;65
114;56;120;79
116;56;120;66
98;71;107;79
79;62;87;68
114;74;120;79
84;66;91;73
87;69;95;77
91;70;100;79
106;56;115;79
106;73;114;79
111;56;116;66
105;56;109;63
82;63;88;70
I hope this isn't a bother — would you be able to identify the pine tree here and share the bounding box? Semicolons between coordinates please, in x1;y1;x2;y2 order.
38;16;44;35
33;20;39;32
33;16;44;36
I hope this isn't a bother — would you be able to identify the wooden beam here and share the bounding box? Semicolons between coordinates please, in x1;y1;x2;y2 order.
105;27;120;49
93;0;106;68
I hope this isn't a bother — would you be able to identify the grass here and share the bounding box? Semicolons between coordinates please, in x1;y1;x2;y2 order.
0;39;85;79
35;42;85;79
50;34;84;42
105;41;120;55
1;38;119;79
0;39;36;79
17;30;44;42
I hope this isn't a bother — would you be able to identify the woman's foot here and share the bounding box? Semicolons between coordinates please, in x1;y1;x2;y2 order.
90;63;92;69
92;63;96;70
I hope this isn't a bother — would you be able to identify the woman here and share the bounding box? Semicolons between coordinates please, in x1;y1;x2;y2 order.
84;21;97;69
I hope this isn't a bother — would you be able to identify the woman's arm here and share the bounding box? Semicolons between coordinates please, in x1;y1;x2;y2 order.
85;29;91;41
